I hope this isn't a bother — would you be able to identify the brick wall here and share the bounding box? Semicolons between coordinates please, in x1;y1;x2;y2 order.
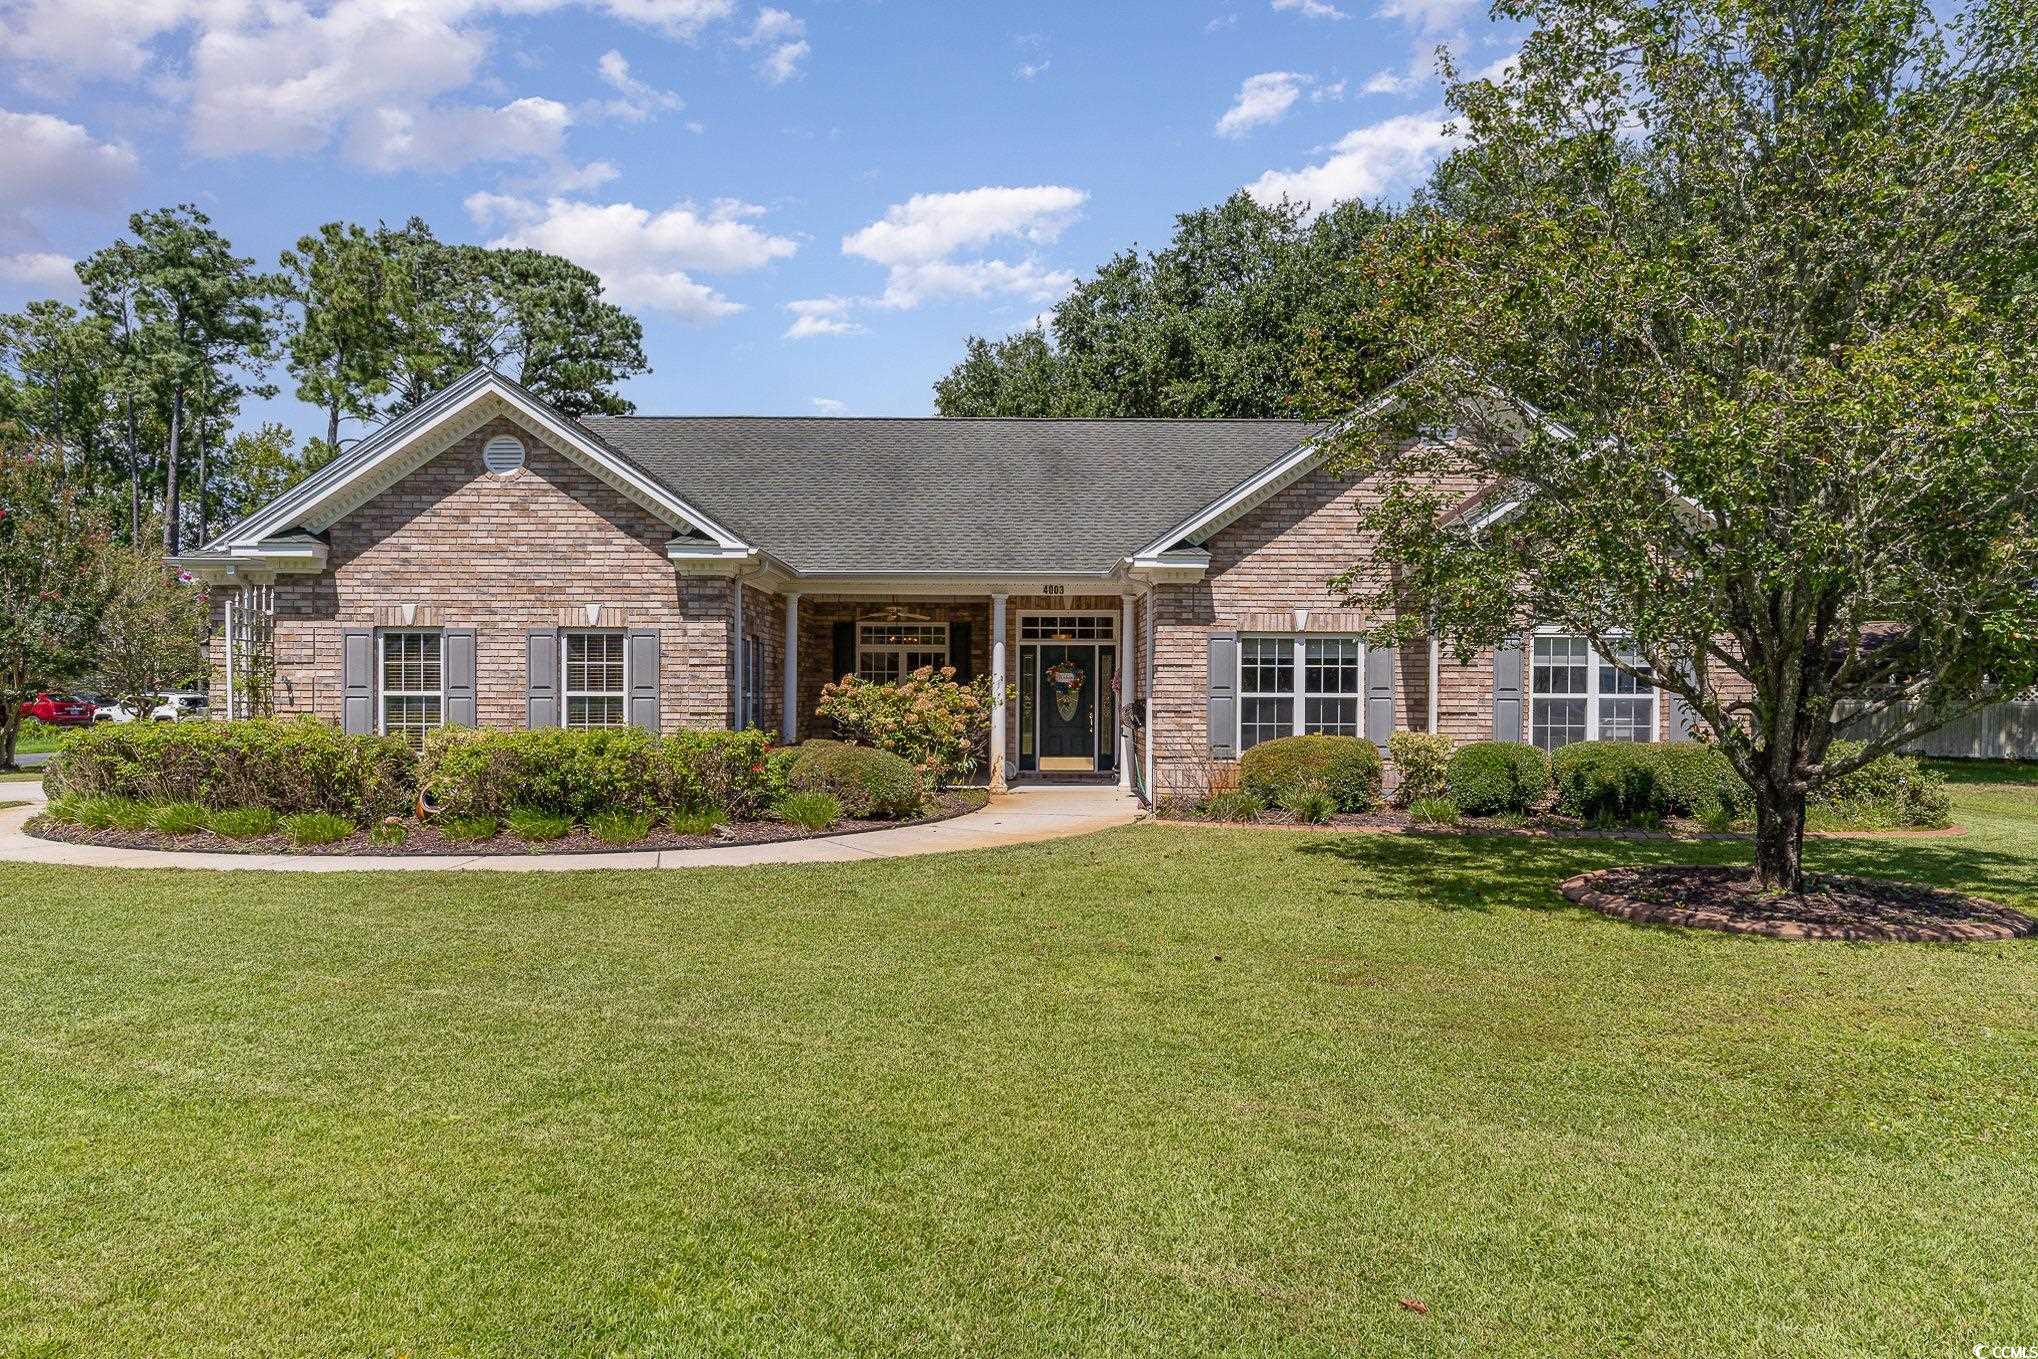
220;417;734;733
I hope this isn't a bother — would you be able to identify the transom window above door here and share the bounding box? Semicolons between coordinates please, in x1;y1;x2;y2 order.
563;631;627;728
856;621;950;683
1530;634;1656;751
1020;614;1116;642
1239;635;1364;751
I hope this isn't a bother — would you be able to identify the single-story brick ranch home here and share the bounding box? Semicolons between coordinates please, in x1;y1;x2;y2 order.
172;367;1695;799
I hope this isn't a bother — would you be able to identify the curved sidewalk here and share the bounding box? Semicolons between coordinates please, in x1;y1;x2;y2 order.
0;780;1142;872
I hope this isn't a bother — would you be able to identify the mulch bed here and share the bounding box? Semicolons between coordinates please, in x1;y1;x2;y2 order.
1559;865;2035;942
1155;806;1963;842
26;789;990;858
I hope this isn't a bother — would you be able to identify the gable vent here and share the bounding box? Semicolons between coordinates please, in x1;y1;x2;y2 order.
482;434;526;475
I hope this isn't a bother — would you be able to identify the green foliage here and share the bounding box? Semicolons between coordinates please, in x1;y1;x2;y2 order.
1552;742;1665;823
208;807;278;840
438;814;498;844
1387;730;1454;806
421;726;777;821
49;717;416;818
1239;734;1383;813
278;222;402;451
935;193;1397;417
0;447;110;768
1204;790;1264;823
94;545;210;716
1277;780;1338;824
506;807;572;842
668;806;727;836
815;667;1001;786
775;791;843;831
368;820;409;847
1408;796;1461;827
41;795;83;825
282;812;353;846
1815;741;1953;829
786;741;924;820
150;801;208;834
589;810;655;845
1445;742;1550;816
1654;742;1753;822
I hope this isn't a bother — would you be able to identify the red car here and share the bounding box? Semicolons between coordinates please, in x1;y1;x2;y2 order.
19;692;96;726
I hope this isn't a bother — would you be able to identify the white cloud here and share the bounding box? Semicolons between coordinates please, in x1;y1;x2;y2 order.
594;49;684;122
467;192;797;321
783;296;865;339
0;0;193;86
843;185;1086;309
1375;0;1482;33
1272;0;1348;18
738;7;809;84
1016;59;1050;80
1216;71;1311;138
1246;111;1451;214
595;0;736;39
0;109;139;290
1364;67;1422;95
0;251;78;292
810;397;849;416
347;97;576;173
1472;51;1519;82
1206;12;1241;32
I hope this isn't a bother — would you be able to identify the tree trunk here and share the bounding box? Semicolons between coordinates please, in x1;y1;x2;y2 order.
0;706;19;773
163;385;184;556
327;396;341;454
1751;781;1808;894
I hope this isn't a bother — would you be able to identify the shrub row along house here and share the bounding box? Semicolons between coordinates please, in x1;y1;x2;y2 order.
171;367;1702;799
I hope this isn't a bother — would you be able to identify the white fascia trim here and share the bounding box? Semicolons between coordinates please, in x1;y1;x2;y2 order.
222;370;751;553
1125;547;1210;584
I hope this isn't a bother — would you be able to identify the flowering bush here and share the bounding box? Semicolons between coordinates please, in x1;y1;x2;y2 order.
815;666;1004;786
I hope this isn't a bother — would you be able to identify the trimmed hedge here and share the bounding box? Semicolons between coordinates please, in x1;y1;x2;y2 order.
1815;740;1951;828
1445;741;1550;815
44;717;416;819
1546;738;1947;828
421;726;780;820
1239;734;1383;813
1655;742;1752;821
1551;741;1664;822
786;740;924;819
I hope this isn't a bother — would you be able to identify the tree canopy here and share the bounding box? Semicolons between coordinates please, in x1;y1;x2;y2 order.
1304;0;2038;891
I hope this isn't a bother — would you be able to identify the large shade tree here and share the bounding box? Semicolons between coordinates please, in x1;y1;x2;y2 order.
0;443;109;769
1310;0;2038;892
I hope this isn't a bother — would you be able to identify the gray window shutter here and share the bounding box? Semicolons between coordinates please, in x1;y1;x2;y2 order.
444;629;477;727
341;629;373;735
1493;638;1524;741
1365;644;1397;750
627;628;661;732
1207;631;1239;759
526;629;558;729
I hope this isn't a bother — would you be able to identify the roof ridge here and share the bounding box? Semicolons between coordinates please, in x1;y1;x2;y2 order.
583;414;1321;424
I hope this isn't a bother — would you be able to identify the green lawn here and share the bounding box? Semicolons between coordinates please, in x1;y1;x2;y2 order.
12;719;69;755
1;779;2034;1357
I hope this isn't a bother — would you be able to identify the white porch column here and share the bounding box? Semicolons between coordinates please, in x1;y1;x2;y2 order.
1117;594;1133;791
731;580;746;731
782;592;800;744
990;593;1008;793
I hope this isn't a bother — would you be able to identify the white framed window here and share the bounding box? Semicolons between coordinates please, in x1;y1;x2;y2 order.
740;635;764;730
1530;634;1656;751
562;631;627;729
380;631;443;751
856;620;949;684
1019;614;1116;642
1239;635;1366;751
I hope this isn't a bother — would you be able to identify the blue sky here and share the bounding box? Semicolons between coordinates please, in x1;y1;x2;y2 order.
0;0;1513;441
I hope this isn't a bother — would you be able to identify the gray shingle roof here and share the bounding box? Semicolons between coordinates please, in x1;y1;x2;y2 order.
579;416;1323;575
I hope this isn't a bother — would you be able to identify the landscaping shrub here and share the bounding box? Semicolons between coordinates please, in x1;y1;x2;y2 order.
1445;741;1550;816
422;727;777;821
282;812;353;846
1277;780;1337;824
151;801;209;835
786;741;923;819
1814;741;1952;828
47;718;414;819
439;814;498;843
776;790;843;830
41;795;83;825
369;821;408;847
589;811;654;845
815;666;1002;786
669;806;727;836
209;807;278;840
1387;731;1454;806
1552;741;1665;823
1655;741;1753;821
507;807;572;842
1204;790;1263;823
1407;795;1460;827
1239;734;1383;813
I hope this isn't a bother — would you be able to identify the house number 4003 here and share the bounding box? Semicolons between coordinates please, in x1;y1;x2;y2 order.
1041;584;1065;597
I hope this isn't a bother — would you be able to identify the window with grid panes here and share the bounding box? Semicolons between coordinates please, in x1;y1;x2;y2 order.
563;632;627;728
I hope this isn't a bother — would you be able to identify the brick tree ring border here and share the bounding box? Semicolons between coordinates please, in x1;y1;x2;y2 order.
1559;866;2037;942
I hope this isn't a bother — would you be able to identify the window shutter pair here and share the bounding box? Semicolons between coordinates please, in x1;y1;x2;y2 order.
524;628;660;731
341;626;476;733
1204;632;1399;756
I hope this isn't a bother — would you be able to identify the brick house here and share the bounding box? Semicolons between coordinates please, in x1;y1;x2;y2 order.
173;367;1693;801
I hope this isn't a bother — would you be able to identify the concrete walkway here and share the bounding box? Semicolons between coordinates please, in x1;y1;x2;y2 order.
0;780;1143;872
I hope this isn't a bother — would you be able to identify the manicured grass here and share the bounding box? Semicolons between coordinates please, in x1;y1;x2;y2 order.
13;718;68;755
1925;756;2038;786
0;770;46;782
0;783;2034;1356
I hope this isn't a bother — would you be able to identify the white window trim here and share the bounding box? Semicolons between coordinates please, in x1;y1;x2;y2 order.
1017;610;1119;643
560;629;630;729
855;618;951;683
1237;634;1367;752
378;629;444;744
1528;629;1659;746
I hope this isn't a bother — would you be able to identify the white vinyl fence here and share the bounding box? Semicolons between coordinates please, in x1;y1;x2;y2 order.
1841;701;2038;760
